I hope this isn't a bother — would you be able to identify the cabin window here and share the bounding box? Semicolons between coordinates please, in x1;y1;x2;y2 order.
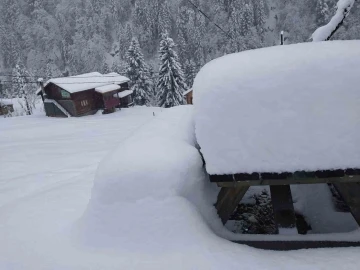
61;90;71;99
81;100;89;107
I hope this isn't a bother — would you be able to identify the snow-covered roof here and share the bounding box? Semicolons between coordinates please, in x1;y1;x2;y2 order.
0;99;13;106
183;89;193;96
95;84;121;94
117;90;133;98
194;41;360;175
45;72;130;94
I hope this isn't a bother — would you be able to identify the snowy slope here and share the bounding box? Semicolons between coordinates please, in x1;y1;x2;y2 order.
1;107;360;269
194;40;360;175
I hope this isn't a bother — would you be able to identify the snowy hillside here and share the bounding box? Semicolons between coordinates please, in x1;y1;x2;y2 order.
1;0;360;96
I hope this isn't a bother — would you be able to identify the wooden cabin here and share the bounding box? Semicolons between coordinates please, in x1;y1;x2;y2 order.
36;72;133;118
183;89;193;105
0;100;14;115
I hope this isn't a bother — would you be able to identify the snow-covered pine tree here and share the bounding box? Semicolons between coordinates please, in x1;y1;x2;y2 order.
101;62;110;74
316;0;331;26
45;61;53;80
253;0;266;39
241;3;255;36
177;30;187;65
11;61;33;115
228;0;244;53
44;60;62;79
183;59;196;88
112;61;126;75
0;80;4;98
126;38;152;106
157;32;187;108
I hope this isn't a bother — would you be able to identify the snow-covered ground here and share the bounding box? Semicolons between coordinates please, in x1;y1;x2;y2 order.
1;106;360;269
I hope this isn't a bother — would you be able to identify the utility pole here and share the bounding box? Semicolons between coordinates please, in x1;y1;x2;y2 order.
280;31;284;45
0;79;3;97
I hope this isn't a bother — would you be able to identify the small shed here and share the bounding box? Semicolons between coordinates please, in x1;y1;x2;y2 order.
37;72;132;117
0;100;14;115
193;41;360;249
183;89;193;105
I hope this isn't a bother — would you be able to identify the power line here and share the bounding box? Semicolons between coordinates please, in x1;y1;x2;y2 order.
185;0;233;40
0;68;201;79
0;80;161;85
0;70;200;81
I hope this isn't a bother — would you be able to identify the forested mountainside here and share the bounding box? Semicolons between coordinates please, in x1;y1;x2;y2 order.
0;0;360;91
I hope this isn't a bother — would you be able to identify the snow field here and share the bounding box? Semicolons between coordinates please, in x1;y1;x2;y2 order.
1;106;360;269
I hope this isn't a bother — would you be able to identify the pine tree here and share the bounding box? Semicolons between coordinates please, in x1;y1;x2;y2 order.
183;59;196;88
253;0;266;39
102;62;110;74
0;80;4;98
177;30;187;65
241;3;255;36
45;61;53;80
11;61;34;115
228;0;246;53
118;23;133;60
159;1;172;36
112;61;126;74
126;38;152;106
316;0;330;26
157;33;187;108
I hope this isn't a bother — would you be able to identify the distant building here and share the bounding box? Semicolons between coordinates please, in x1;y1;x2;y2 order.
36;72;133;118
0;100;14;116
183;89;193;105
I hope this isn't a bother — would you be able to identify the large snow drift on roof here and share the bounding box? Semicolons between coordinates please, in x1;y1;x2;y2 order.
194;41;360;175
45;72;129;93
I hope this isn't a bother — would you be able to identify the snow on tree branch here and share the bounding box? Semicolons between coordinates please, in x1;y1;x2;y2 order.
312;0;356;42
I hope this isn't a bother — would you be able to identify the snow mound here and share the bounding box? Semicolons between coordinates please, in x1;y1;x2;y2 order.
77;106;219;250
194;41;360;175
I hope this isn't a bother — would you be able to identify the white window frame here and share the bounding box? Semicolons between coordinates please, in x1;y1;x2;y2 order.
81;100;88;107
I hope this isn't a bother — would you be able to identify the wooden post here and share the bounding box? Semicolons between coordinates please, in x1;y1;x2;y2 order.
270;185;297;234
333;183;360;226
280;31;284;45
215;186;249;224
